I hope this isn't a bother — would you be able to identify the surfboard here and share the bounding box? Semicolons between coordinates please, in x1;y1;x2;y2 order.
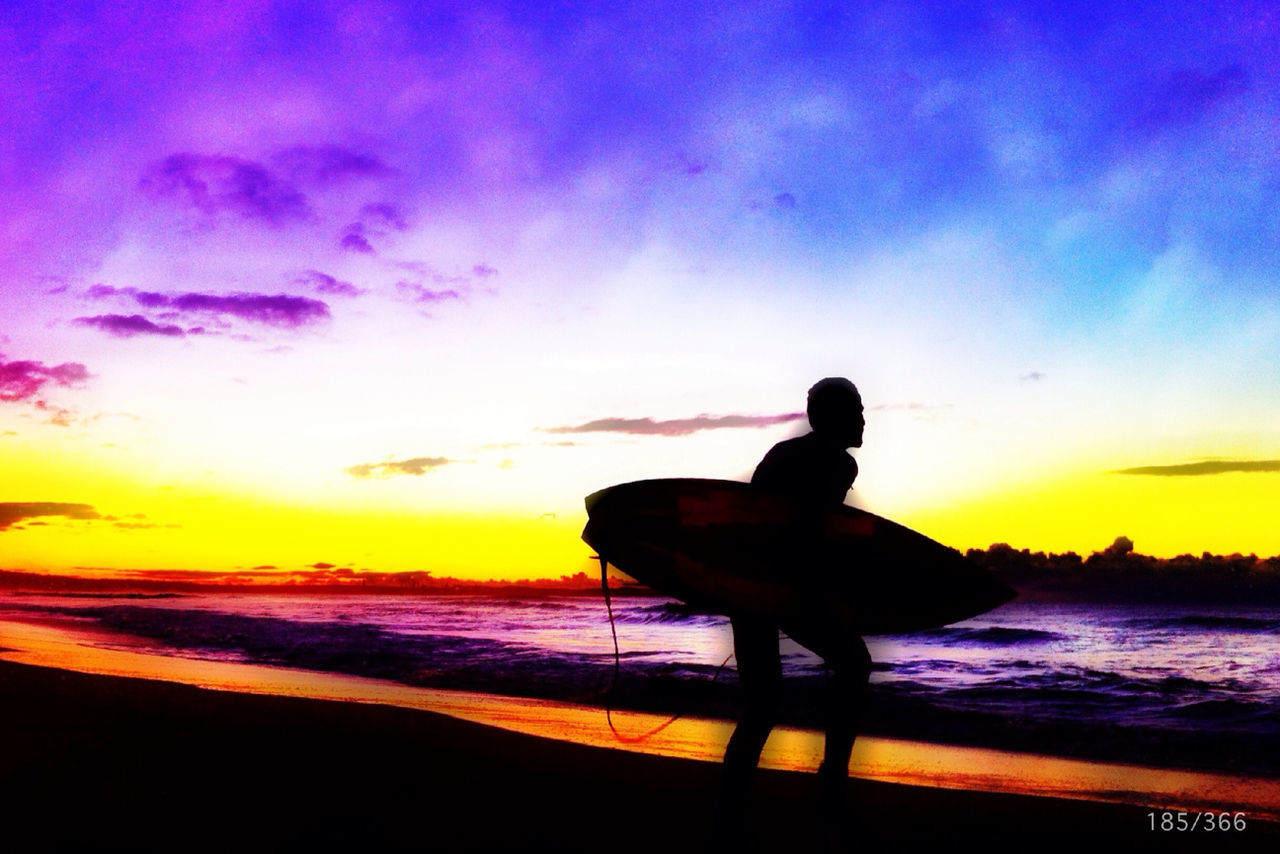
582;478;1015;636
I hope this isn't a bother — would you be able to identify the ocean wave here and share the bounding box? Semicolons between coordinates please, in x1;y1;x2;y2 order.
905;626;1066;646
1163;697;1276;722
1125;614;1280;632
17;603;725;709
612;602;725;626
12;592;185;600
486;598;572;611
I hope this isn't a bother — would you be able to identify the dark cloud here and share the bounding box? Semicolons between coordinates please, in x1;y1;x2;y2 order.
0;360;83;425
774;192;796;209
0;502;101;530
134;291;170;308
345;457;460;478
297;270;363;297
80;290;330;330
340;224;375;254
542;412;805;436
1111;460;1280;476
141;153;309;224
74;314;188;338
274;146;393;183
1020;372;1046;382
309;562;338;570
252;565;277;570
0;356;90;402
360;202;407;231
396;281;462;303
165;293;329;327
1132;65;1249;131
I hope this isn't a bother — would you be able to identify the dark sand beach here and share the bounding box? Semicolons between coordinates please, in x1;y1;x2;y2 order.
3;660;1273;853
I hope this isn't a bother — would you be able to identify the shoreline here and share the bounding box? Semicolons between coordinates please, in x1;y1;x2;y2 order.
4;658;1275;852
5;598;1277;781
3;615;1279;832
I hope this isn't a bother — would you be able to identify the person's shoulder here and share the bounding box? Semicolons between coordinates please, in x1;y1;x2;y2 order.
764;434;812;456
753;436;799;484
755;434;813;468
795;432;853;460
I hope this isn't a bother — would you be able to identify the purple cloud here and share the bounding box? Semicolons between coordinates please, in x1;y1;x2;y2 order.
345;457;460;478
83;287;147;305
360;202;407;231
81;290;331;330
166;293;329;327
141;153;309;224
340;224;375;254
134;291;171;308
542;412;805;437
0;356;90;402
396;281;462;303
75;314;187;338
297;270;363;297
472;263;499;278
85;283;120;299
274;146;393;183
0;502;101;531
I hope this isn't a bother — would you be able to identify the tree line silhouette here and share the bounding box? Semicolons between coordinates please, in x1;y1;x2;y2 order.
968;537;1280;604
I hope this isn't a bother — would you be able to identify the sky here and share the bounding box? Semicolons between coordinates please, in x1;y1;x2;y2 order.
2;0;1279;580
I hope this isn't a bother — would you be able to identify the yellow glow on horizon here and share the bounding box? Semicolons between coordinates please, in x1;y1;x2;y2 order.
906;467;1280;558
2;498;594;580
1;438;597;579
6;426;1280;580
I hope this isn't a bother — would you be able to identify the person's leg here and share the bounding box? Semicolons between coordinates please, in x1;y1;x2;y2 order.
722;616;782;804
819;636;871;800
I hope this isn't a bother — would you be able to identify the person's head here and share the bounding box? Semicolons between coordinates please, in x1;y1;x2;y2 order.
807;377;864;448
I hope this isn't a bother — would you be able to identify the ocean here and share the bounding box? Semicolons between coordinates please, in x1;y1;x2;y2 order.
2;590;1277;777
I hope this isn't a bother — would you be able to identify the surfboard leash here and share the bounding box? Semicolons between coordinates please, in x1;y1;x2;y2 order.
598;555;623;734
597;555;735;744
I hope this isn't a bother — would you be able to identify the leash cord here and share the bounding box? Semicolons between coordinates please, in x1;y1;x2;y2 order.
599;555;733;743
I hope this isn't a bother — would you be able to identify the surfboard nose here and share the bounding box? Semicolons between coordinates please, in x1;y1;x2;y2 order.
584;486;614;515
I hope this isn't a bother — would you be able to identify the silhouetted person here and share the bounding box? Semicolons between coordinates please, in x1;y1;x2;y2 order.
722;377;872;820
